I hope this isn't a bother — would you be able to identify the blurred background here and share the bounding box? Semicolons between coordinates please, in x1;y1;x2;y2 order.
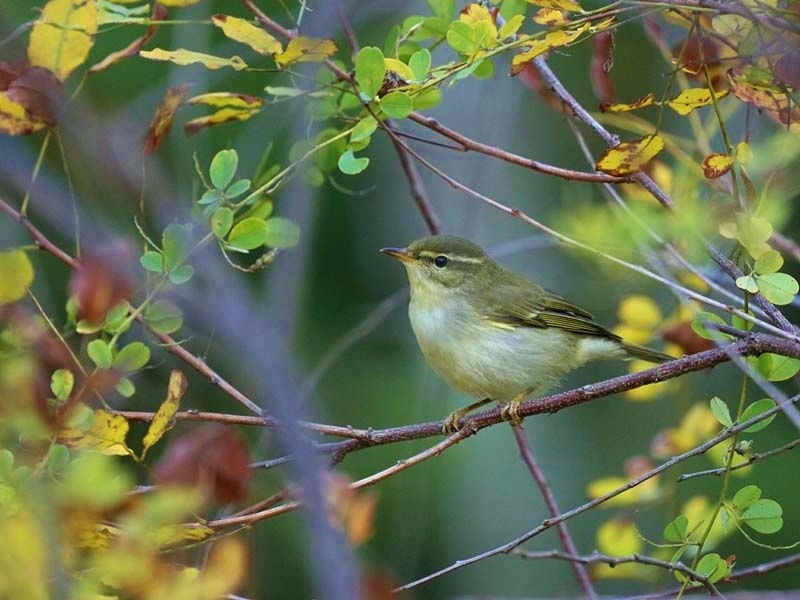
2;0;799;597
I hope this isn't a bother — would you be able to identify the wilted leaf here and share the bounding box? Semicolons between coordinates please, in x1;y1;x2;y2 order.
325;474;379;546
600;92;656;113
527;0;583;12
596;134;664;176
511;24;590;75
0;92;48;135
728;66;800;132
89;3;167;73
28;0;98;81
69;250;134;324
702;153;734;179
60;408;134;456
275;37;337;67
154;424;252;504
211;14;282;55
140;48;248;71
144;84;190;154
141;370;187;459
666;88;729;116
3;64;64;125
0;249;34;304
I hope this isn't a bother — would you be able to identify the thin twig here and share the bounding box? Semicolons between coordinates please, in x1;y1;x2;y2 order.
511;428;598;599
677;437;800;481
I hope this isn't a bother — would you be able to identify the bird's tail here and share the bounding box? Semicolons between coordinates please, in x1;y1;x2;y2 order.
622;342;674;364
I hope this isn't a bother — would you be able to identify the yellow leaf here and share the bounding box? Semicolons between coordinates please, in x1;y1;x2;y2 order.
0;93;48;135
211;14;282;55
597;517;643;556
510;24;589;75
187;92;263;109
0;507;49;600
0;250;34;304
383;58;415;83
200;536;247;597
532;8;567;25
617;295;662;330
460;3;498;40
587;476;640;507
275;37;337;67
28;0;98;81
600;92;656;113
141;370;187;460
152;523;214;547
702;152;734;179
140;48;247;71
526;0;583;12
666;88;729;115
596;134;664;176
184;107;261;136
61;408;133;456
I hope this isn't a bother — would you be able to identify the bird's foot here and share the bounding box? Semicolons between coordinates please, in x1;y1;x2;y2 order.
500;403;524;428
442;408;469;435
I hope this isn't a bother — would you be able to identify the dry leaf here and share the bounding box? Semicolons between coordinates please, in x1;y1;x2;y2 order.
596;134;664;176
702;152;734;179
141;370;187;460
144;84;189;154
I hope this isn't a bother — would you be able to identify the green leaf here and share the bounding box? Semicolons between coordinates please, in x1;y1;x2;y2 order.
228;217;268;250
211;207;234;239
225;178;251;199
198;188;223;206
409;48;431;81
87;339;113;370
756;272;798;305
355;46;386;99
472;56;494;79
116;377;135;398
168;264;194;285
50;369;74;401
113;341;150;372
663;515;688;542
741;499;783;533
210;149;238;190
351;116;378;143
337;150;369;175
709;396;733;428
447;21;478;54
739;398;776;432
498;14;525;40
0;249;34;304
735;274;759;294
144;299;183;335
380;91;413;118
733;484;761;511
140;251;164;273
427;0;455;19
756;353;800;382
695;553;728;583
264;217;300;248
103;301;131;334
413;87;442;111
754;249;783;275
691;311;727;340
162;223;194;272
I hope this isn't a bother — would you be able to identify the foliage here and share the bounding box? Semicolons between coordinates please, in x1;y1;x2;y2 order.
1;0;799;597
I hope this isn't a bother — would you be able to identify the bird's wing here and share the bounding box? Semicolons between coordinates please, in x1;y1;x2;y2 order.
480;274;621;340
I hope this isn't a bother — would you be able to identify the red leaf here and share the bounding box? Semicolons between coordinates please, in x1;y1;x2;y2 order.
1;62;64;124
69;247;134;326
590;31;615;104
144;83;190;154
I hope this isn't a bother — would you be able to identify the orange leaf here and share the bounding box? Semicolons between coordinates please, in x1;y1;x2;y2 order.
600;92;656;113
275;37;337;67
211;14;283;55
596;134;664;176
702;152;734;179
28;0;98;81
144;84;189;154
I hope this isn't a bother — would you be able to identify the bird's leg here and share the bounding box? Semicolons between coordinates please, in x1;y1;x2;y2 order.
442;398;492;434
499;390;532;427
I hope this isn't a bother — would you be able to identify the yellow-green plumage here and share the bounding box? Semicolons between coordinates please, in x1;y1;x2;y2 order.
382;235;672;429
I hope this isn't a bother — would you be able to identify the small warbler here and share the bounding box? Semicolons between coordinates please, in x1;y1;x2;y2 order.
381;235;672;433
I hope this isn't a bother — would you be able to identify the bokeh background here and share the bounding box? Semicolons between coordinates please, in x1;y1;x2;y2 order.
1;0;799;597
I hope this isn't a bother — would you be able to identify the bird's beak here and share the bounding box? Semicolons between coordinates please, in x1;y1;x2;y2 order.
380;247;416;263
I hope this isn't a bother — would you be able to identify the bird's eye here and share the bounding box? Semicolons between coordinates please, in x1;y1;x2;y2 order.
434;255;448;268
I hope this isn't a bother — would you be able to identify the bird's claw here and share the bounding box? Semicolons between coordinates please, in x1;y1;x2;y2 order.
500;403;524;427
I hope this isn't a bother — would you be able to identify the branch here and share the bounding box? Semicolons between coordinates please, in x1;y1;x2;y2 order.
677;437;800;482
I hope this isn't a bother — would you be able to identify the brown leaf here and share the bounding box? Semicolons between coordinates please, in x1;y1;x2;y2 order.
144;83;190;154
154;424;252;505
4;64;64;124
360;569;403;600
324;474;379;546
89;3;167;74
661;320;714;355
69;247;134;325
727;66;800;131
673;34;725;88
590;31;615;104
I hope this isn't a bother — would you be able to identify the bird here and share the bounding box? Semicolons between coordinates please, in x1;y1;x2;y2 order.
381;234;672;433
